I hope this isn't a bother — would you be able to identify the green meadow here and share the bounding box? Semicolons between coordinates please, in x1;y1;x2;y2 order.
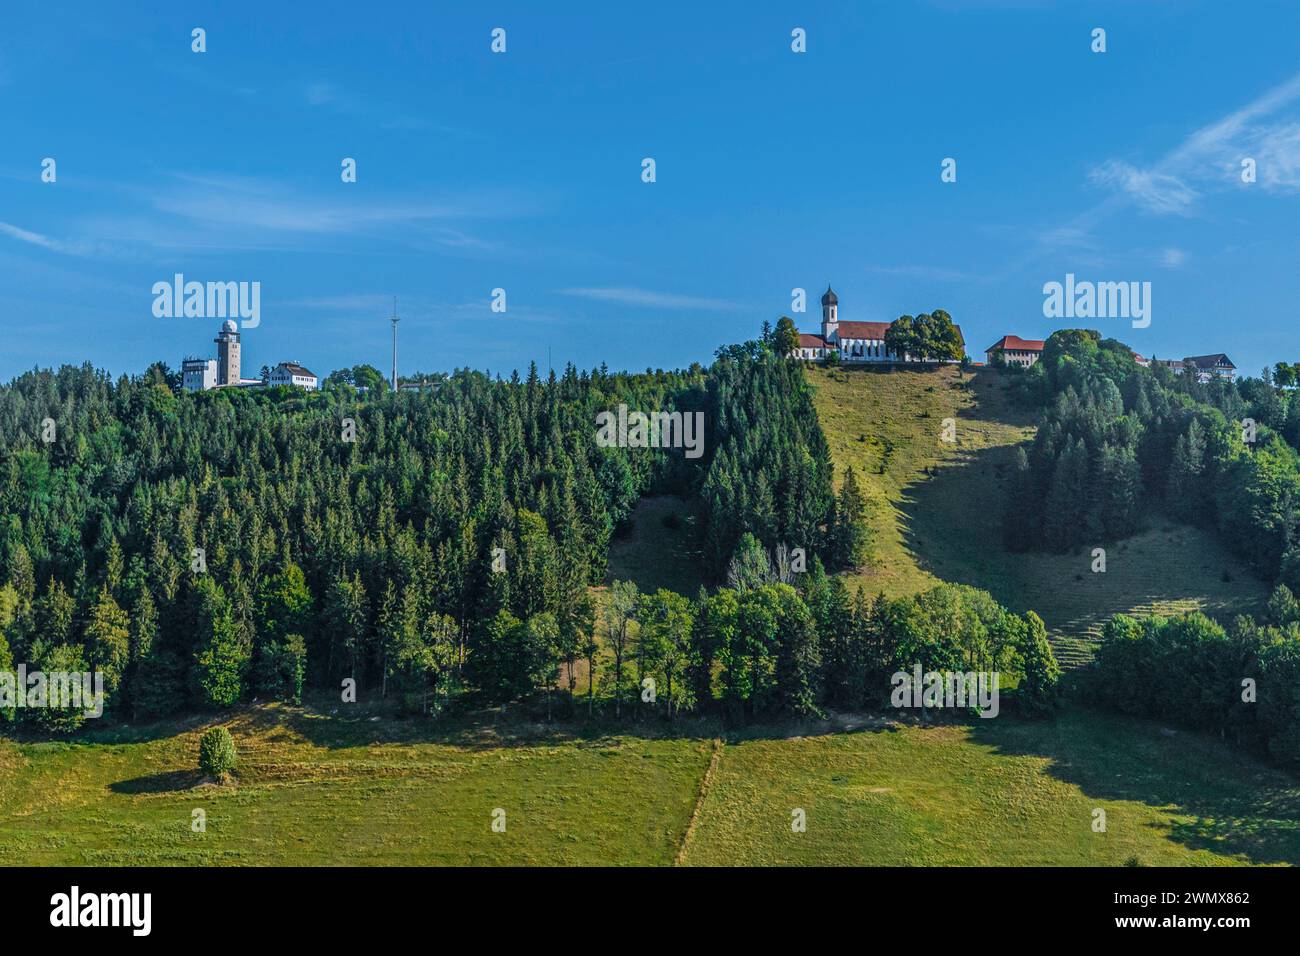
2;702;1297;866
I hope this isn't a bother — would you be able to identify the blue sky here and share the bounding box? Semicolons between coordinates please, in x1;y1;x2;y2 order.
3;0;1300;382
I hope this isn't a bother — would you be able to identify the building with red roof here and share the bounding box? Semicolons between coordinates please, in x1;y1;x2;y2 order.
984;335;1045;368
793;286;964;364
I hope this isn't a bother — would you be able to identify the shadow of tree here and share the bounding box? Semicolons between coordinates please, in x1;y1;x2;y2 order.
108;769;203;794
969;706;1300;865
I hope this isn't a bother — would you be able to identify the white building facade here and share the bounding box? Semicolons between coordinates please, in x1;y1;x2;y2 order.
794;287;962;364
269;362;319;390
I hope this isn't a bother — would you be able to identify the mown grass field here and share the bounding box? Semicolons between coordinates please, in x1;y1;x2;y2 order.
806;364;1268;665
2;703;1296;866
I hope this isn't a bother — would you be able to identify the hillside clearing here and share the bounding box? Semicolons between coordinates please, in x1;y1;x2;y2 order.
806;364;1267;665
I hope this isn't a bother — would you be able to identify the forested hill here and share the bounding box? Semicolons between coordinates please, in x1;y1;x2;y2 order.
1005;330;1300;589
0;345;845;728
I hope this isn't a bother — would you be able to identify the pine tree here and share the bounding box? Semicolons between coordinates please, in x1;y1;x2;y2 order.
84;585;131;701
831;466;869;569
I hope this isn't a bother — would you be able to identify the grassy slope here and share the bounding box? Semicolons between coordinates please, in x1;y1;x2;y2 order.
0;707;711;866
807;364;1267;666
3;703;1296;866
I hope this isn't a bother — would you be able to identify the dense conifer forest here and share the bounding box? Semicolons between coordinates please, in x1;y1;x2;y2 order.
0;340;899;728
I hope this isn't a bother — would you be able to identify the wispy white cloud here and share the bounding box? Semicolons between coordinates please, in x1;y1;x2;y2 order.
1160;247;1188;268
1088;160;1198;215
558;287;740;310
0;220;126;258
1089;71;1300;214
149;173;497;234
5;172;535;260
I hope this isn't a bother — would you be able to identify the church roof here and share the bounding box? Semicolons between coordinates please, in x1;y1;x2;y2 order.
798;333;827;348
821;285;838;306
836;321;891;340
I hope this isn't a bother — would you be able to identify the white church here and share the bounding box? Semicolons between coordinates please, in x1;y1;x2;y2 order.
794;286;964;364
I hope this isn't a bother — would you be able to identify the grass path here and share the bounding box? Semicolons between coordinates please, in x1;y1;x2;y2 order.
675;737;723;865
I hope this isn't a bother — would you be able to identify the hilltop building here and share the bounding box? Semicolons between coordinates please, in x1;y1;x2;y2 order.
794;286;964;363
1149;353;1236;383
985;335;1045;368
181;320;316;391
984;331;1236;384
269;362;319;390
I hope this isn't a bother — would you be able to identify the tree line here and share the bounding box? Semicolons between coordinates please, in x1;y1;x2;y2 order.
1085;586;1300;766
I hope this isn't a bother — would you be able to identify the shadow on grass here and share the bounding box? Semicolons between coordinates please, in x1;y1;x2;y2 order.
968;704;1300;866
109;769;203;794
275;701;904;752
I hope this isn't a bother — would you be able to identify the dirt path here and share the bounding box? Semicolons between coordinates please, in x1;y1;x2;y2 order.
674;737;723;866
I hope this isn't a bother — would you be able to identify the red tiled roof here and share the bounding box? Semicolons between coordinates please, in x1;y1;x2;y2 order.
797;333;826;348
986;335;1044;353
835;321;965;347
835;321;891;340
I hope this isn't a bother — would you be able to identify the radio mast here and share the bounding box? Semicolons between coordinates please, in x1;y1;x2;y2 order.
390;297;399;391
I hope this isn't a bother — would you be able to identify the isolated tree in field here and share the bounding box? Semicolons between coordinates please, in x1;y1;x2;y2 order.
603;580;638;717
198;726;237;777
773;316;800;356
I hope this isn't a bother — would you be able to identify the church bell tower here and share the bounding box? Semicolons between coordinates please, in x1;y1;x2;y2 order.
821;285;839;343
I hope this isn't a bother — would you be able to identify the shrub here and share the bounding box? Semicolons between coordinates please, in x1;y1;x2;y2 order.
198;727;237;777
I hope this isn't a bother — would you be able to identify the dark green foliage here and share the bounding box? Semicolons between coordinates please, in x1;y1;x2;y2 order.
0;358;730;722
198;726;237;776
773;316;800;356
1005;329;1300;585
1018;612;1060;717
700;349;838;577
1085;606;1300;765
884;310;964;362
830;466;870;569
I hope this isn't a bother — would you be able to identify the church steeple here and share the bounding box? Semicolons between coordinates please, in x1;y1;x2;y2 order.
821;284;839;342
